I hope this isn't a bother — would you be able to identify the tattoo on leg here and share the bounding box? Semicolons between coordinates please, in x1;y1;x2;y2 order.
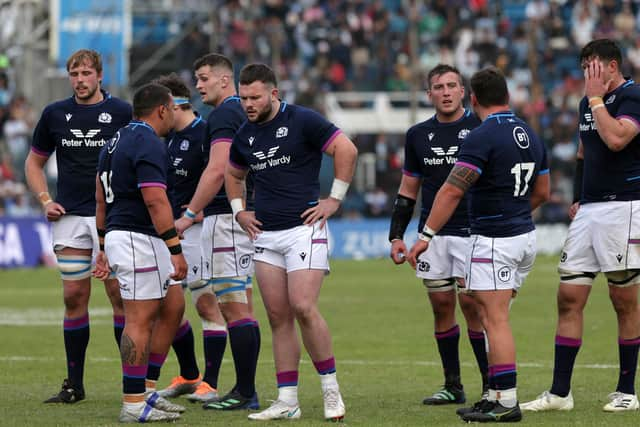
446;164;480;192
120;333;137;365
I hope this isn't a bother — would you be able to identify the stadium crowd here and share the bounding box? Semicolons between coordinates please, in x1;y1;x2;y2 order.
3;0;640;219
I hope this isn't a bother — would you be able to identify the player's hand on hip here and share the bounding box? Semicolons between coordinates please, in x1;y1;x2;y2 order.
175;216;194;238
407;240;429;269
390;239;407;265
236;211;262;240
301;198;340;229
584;59;612;98
568;202;580;220
45;202;66;222
170;253;188;281
93;251;111;280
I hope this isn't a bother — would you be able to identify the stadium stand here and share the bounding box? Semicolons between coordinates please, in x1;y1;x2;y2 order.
3;0;640;221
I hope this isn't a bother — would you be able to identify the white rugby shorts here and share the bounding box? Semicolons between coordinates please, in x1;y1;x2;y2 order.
465;231;537;291
201;213;254;279
559;200;640;273
181;223;205;285
52;215;98;253
253;223;330;273
416;235;469;280
105;230;174;300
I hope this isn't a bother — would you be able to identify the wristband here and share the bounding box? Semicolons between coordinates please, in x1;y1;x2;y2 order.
329;178;350;201
160;227;182;254
418;225;436;242
38;191;53;206
97;228;106;251
230;198;244;220
591;103;605;112
588;96;603;104
184;208;197;220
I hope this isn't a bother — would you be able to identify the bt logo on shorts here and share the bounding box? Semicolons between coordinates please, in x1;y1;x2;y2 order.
239;254;251;269
498;266;511;282
417;261;430;272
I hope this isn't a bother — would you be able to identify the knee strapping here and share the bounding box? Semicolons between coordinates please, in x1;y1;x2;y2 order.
558;268;596;285
57;254;92;280
188;279;213;305
202;319;226;333
422;278;456;293
211;276;249;304
606;270;640;287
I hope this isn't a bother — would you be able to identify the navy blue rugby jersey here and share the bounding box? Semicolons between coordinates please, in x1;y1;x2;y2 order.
166;114;208;219
456;111;548;238
31;91;132;216
97;121;168;236
578;80;640;203
403;109;480;236
229;102;341;231
204;96;249;216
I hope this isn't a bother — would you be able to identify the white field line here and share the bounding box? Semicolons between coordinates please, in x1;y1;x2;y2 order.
0;307;113;325
0;356;618;370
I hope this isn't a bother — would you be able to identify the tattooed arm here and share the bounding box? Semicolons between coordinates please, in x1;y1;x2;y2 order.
423;163;480;233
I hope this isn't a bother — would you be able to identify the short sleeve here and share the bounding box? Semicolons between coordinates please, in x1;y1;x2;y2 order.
300;108;341;151
616;91;640;131
31;108;55;157
229;136;248;170
135;137;167;189
402;127;422;177
538;143;549;175
455;130;488;174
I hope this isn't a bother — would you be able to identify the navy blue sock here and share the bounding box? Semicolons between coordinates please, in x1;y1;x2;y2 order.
435;324;461;384
228;318;258;397
253;321;261;362
468;329;489;388
490;364;517;391
617;336;640;394
171;321;200;380
63;314;90;390
203;329;227;388
550;335;581;397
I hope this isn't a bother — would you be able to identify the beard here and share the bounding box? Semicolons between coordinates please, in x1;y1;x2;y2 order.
254;101;273;124
75;84;98;101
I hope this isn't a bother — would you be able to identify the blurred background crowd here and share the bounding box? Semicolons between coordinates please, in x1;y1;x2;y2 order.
2;0;639;222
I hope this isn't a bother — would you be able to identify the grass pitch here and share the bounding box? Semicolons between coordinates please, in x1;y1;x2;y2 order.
0;256;636;426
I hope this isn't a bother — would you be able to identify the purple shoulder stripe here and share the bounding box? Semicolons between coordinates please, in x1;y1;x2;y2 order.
321;130;342;152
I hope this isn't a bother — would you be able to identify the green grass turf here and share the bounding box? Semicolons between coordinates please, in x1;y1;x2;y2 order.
0;256;637;426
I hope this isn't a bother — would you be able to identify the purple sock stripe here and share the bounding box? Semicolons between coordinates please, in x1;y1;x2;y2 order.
629;239;640;244
313;357;336;375
174;322;191;341
203;329;227;338
228;317;255;329
619;336;640;346
64;314;89;330
435;324;460;340
134;266;159;273
471;257;493;264
123;364;147;378
468;329;485;340
113;315;125;327
490;364;517;378
252;320;260;327
312;238;328;244
148;352;166;367
276;370;299;387
555;335;582;347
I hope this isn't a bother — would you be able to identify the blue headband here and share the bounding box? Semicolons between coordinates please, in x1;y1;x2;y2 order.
173;96;190;106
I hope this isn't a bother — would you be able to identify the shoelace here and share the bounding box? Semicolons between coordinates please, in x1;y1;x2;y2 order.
323;389;340;409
